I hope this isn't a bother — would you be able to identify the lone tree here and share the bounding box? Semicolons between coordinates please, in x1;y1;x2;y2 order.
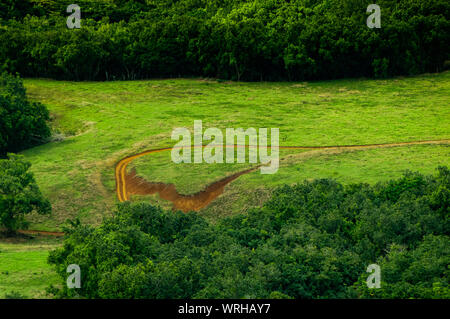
0;72;50;157
0;154;51;235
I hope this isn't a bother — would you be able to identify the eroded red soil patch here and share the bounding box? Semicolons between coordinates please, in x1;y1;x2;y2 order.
125;167;259;212
115;140;450;212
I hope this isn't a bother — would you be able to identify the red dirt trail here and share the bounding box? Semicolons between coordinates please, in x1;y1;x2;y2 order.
22;139;449;235
116;140;449;212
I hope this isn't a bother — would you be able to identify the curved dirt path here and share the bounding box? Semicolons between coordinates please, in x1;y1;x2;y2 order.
115;139;449;212
21;139;449;235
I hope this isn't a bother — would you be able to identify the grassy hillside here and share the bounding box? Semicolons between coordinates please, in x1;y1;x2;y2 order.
0;236;61;298
130;144;449;221
20;72;450;230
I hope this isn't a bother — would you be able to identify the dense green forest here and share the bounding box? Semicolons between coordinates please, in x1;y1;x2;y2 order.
0;0;449;81
48;168;449;298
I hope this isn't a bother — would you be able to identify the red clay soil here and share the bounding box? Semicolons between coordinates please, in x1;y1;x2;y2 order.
125;167;259;212
116;139;450;212
19;139;449;236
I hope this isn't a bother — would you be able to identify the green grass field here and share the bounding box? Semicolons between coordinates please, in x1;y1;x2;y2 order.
130;144;449;220
0;72;448;299
19;72;449;230
0;236;61;298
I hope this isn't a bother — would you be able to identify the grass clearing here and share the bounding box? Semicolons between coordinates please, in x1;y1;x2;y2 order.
21;72;450;230
0;235;61;299
196;144;450;221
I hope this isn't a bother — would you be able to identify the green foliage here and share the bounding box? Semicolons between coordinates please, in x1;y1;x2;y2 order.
0;154;51;234
0;72;50;156
0;0;448;80
48;167;449;298
0;0;36;20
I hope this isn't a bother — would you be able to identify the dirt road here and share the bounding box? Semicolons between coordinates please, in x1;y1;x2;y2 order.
115;139;449;212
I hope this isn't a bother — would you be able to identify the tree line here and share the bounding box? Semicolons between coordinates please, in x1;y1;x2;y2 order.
0;73;51;234
48;168;449;298
0;0;448;81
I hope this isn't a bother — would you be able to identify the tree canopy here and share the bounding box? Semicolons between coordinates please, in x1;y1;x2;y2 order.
0;154;51;234
0;73;50;156
0;0;448;81
48;167;449;298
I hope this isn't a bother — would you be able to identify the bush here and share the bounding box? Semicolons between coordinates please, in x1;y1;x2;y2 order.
0;72;50;156
0;153;51;234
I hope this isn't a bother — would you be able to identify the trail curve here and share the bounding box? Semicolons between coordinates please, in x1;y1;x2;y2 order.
115;139;449;212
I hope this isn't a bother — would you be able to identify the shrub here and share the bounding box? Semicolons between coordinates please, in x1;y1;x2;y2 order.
0;153;51;235
0;72;50;156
